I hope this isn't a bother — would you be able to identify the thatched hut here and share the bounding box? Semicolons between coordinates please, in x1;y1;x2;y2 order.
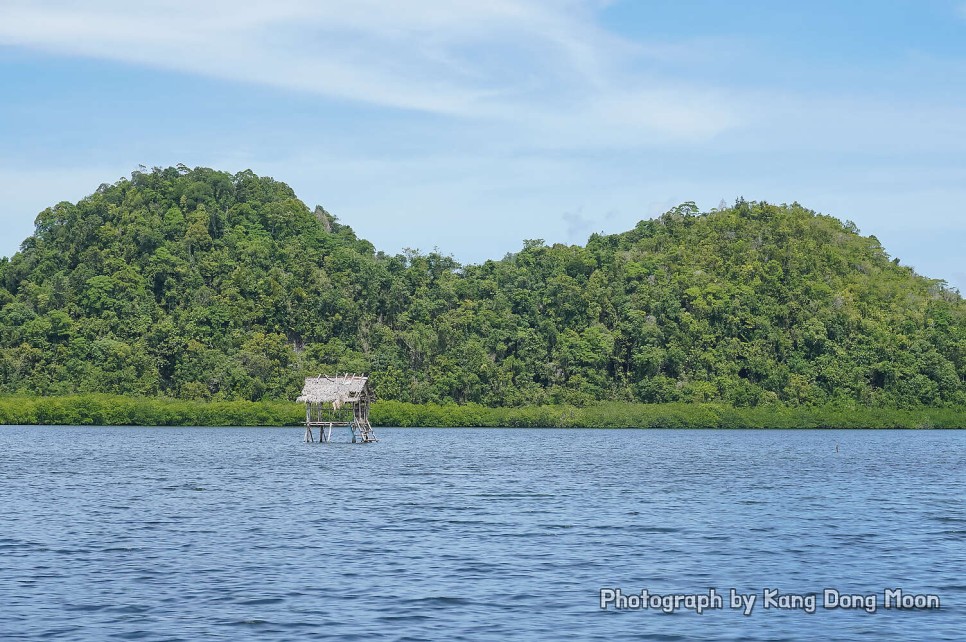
298;374;376;443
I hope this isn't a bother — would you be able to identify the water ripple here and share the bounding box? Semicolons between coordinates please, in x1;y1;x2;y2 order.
0;426;962;641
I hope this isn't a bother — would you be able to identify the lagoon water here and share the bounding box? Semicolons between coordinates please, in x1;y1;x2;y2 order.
1;426;963;641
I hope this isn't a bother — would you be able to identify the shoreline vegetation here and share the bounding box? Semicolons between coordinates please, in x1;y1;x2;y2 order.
1;395;964;429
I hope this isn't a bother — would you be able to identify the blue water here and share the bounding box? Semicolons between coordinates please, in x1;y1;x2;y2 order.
0;427;963;641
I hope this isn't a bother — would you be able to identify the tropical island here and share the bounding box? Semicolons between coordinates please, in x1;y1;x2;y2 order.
1;166;964;428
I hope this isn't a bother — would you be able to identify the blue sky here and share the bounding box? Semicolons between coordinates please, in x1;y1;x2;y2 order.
1;0;965;290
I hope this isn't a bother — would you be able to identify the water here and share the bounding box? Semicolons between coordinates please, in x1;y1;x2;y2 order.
0;426;963;641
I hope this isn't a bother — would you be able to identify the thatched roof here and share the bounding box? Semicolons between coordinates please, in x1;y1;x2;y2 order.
297;374;372;405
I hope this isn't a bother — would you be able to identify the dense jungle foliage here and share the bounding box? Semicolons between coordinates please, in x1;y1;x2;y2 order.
1;166;964;409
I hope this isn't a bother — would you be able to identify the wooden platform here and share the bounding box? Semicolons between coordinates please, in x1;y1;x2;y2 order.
304;421;377;444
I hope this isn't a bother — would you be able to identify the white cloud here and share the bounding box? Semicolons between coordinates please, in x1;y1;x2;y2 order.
0;0;736;142
562;206;594;240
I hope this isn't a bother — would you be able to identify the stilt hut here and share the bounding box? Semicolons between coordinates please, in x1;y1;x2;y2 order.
297;374;377;443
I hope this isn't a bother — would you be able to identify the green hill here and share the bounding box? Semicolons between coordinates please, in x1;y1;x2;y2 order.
1;166;964;409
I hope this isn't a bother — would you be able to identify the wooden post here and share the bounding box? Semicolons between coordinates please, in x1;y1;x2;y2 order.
304;401;313;443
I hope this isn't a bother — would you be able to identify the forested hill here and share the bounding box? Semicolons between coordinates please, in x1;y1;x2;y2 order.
1;166;964;408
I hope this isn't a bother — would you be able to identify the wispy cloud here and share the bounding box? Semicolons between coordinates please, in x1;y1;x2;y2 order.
562;206;594;240
0;0;736;142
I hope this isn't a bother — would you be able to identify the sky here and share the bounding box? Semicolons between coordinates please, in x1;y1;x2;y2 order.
1;0;965;291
